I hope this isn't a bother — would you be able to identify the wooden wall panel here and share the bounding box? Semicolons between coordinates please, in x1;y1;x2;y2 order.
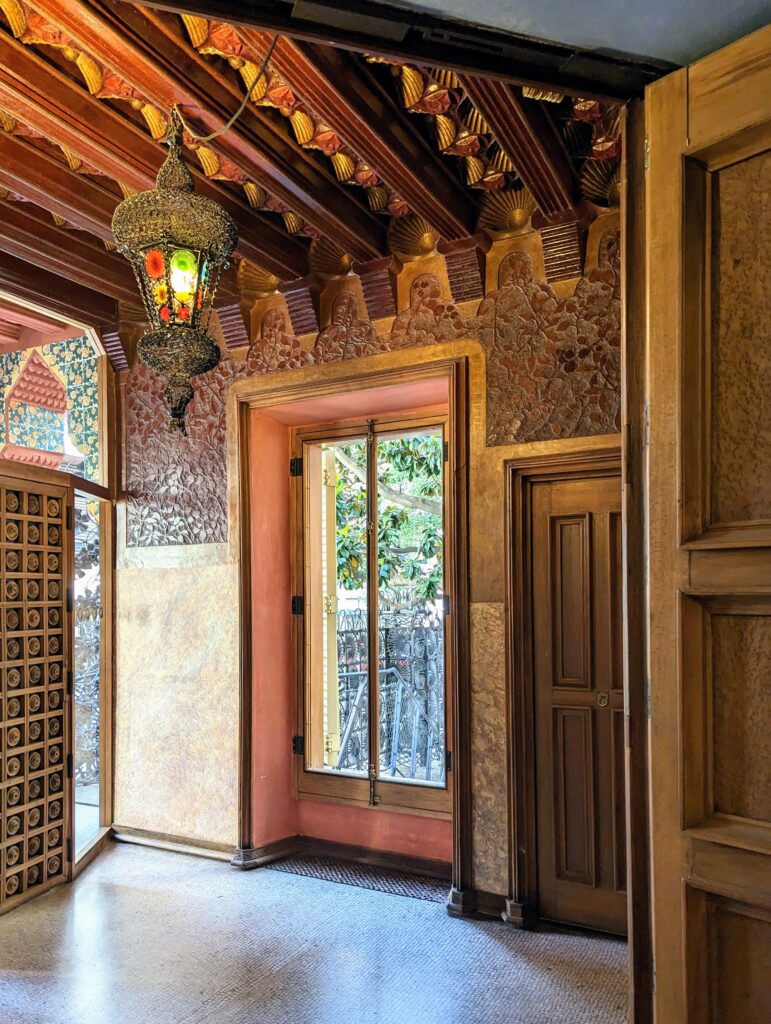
551;516;591;688
712;614;771;823
552;706;595;885
709;151;771;527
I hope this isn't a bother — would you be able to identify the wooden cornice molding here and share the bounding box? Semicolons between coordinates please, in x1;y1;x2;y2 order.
0;200;138;305
241;33;477;239
31;0;387;261
0;250;117;325
459;76;576;220
0;25;307;279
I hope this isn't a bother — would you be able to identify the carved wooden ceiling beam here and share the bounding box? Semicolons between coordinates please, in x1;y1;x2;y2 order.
29;0;387;261
0;249;118;325
0;198;139;304
0;23;307;278
238;33;477;240
459;76;576;220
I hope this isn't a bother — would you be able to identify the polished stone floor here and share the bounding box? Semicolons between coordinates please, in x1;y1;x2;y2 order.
0;843;628;1024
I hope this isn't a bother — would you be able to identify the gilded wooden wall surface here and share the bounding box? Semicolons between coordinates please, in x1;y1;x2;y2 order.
125;230;621;548
710;151;771;526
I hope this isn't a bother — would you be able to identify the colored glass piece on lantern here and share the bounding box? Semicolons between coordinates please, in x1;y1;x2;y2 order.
145;248;165;279
177;305;190;322
170;249;198;302
153;283;168;305
159;305;171;323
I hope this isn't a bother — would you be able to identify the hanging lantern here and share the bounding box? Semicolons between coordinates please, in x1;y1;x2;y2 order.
112;108;238;431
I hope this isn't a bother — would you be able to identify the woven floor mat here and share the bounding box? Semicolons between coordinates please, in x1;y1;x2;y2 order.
267;855;450;903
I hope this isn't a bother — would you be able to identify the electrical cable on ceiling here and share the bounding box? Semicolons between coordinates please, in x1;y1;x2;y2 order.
172;34;279;144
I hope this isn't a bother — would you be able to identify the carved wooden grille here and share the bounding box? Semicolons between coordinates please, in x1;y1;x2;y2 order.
0;475;70;914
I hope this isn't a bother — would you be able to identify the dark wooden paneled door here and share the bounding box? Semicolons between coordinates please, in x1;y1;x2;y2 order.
532;470;626;935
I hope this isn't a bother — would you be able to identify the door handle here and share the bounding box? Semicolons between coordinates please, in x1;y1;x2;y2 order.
596;691;609;707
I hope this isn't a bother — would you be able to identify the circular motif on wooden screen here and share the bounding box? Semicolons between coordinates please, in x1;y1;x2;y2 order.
6;610;20;631
27;636;41;657
48;637;60;656
7;726;22;747
27;866;40;887
47;499;60;517
48;663;61;683
28;494;40;515
5;521;19;542
48;856;61;875
28;609;41;629
28;810;42;832
49;772;62;793
48;526;60;546
28;693;42;714
6;492;20;512
7;639;21;660
27;553;40;573
27;580;40;600
7;698;21;718
6;757;21;777
47;554;60;573
48;717;61;737
48;609;60;627
28;665;42;685
48;582;60;600
5;551;20;571
27;523;40;545
28;779;43;801
48;800;62;821
47;828;60;848
48;745;62;765
28;722;42;743
7;668;22;688
48;691;61;711
7;786;21;806
7;814;21;836
5;876;20;897
28;751;42;771
6;845;21;867
5;580;19;600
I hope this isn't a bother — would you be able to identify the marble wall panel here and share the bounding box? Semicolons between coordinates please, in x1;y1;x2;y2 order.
470;601;510;894
114;560;240;846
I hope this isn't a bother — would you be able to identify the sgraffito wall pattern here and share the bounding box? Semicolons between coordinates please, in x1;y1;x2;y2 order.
125;229;621;548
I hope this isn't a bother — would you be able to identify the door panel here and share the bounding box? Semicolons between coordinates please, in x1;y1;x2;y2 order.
645;25;771;1022
533;472;626;935
0;470;71;915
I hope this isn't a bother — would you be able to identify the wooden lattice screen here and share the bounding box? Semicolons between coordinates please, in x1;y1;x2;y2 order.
0;469;71;915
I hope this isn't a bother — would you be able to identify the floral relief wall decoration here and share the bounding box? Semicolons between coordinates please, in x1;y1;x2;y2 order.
125;229;621;547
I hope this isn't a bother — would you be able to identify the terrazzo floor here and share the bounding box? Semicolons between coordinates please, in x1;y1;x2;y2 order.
0;843;628;1024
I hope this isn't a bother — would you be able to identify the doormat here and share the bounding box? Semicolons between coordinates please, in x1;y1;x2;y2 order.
267;855;449;903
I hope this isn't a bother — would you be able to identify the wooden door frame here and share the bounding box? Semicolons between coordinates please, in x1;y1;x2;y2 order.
227;343;473;906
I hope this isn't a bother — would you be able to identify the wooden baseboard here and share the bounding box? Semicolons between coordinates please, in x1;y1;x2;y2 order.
295;835;452;881
501;897;531;928
231;837;298;870
112;826;234;862
446;885;509;920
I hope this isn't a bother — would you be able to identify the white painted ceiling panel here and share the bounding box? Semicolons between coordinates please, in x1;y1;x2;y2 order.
387;0;770;65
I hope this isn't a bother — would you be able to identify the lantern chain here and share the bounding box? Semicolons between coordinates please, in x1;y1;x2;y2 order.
172;34;279;145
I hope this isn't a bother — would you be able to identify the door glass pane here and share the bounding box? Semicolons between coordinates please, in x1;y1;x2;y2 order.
304;437;369;775
74;493;102;853
376;429;445;785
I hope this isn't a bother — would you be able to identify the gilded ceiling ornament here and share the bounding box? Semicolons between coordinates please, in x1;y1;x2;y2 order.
477;187;537;236
522;87;564;103
580;160;621;208
112;108;238;432
308;237;353;279
387;214;439;261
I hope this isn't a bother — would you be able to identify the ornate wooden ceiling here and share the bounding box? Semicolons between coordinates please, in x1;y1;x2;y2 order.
0;0;622;366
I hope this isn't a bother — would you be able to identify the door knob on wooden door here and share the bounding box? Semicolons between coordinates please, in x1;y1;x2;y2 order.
596;691;609;707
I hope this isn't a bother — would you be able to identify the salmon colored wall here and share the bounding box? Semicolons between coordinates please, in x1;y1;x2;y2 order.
249;388;452;864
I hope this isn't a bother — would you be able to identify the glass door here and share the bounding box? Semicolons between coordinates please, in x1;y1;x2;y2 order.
73;492;106;856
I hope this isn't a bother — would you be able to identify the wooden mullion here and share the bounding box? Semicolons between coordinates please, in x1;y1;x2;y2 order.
366;420;380;801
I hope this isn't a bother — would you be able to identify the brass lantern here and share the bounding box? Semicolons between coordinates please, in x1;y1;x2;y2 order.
112;108;238;431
